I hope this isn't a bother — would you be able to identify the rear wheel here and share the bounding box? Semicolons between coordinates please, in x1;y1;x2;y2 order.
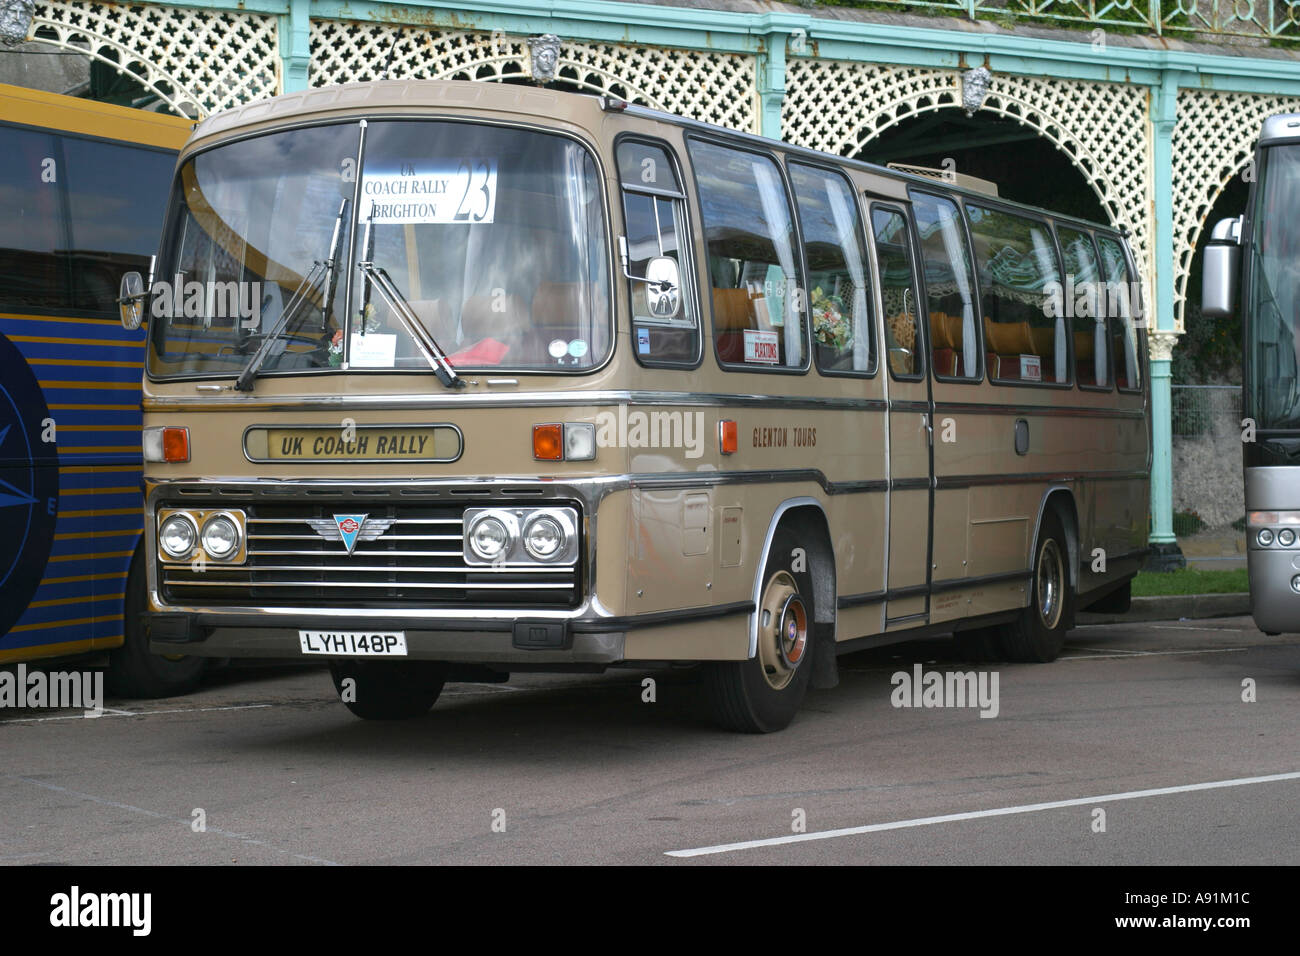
105;547;205;698
329;659;446;720
998;510;1073;663
705;525;815;733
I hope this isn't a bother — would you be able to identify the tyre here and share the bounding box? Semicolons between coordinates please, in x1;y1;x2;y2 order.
998;510;1074;663
329;659;446;720
705;524;815;733
105;547;206;698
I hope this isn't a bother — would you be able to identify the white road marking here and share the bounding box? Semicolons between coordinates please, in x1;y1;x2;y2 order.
4;773;340;865
1059;647;1248;661
1148;624;1249;632
666;771;1300;858
0;703;273;724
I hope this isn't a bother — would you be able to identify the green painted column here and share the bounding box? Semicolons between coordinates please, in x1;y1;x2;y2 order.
1146;71;1186;570
280;0;311;93
758;31;787;139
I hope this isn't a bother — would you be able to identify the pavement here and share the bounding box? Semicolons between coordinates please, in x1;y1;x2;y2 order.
2;615;1295;865
1178;530;1246;570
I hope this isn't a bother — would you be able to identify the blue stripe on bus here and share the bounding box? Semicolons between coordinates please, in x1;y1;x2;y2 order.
57;472;143;491
0;315;148;342
13;341;144;363
9;594;126;627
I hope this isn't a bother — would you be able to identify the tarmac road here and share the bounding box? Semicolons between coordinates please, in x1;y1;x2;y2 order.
2;616;1297;866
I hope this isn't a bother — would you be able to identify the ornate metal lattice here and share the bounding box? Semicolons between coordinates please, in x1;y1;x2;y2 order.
1172;88;1300;329
29;2;277;116
782;59;962;155
783;59;1152;313
309;21;757;132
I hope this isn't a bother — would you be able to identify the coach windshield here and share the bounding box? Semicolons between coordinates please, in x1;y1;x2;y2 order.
148;120;611;381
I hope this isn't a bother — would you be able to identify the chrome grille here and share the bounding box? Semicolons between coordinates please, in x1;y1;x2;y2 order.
160;500;580;608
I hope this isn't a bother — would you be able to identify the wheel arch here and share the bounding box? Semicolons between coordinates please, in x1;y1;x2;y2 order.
748;497;836;658
1031;486;1081;591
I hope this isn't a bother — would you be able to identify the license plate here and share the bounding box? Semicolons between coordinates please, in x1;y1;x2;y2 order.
299;630;407;656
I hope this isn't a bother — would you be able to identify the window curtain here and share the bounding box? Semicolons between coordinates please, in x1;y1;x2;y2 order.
936;202;976;376
753;160;801;367
1031;226;1066;382
825;178;870;371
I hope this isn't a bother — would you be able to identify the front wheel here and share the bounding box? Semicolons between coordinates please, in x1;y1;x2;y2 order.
105;547;206;698
329;659;446;720
998;510;1074;663
704;525;815;733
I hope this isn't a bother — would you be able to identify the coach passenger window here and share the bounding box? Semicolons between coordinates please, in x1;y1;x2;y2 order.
689;139;807;371
1057;226;1109;389
617;140;698;366
871;206;923;379
967;204;1067;385
911;191;980;381
789;163;875;376
1096;234;1143;392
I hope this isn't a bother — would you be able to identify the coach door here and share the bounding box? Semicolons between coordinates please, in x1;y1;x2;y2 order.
870;203;933;626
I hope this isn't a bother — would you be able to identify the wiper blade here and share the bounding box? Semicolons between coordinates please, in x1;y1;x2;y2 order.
233;198;349;392
232;261;326;392
358;259;464;389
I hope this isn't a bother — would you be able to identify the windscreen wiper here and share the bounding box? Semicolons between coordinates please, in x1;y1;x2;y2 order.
233;198;349;392
356;220;463;389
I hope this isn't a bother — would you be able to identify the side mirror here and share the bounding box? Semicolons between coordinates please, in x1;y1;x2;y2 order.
119;271;146;330
618;237;682;320
644;256;681;319
1202;216;1242;319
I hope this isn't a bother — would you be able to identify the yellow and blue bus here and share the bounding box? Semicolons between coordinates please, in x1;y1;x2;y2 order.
0;82;198;694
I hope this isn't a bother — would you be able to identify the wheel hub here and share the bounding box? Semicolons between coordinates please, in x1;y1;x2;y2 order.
1037;538;1064;630
758;570;808;690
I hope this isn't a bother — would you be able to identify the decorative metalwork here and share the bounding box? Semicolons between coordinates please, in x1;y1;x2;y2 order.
961;66;991;117
826;0;1300;40
0;0;34;47
526;33;561;84
1171;88;1300;330
30;1;278;116
784;59;1152;307
309;21;758;132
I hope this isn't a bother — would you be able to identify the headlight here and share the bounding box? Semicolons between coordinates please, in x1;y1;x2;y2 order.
1258;529;1275;547
468;514;511;561
523;515;565;559
159;514;197;560
1280;529;1296;547
201;514;240;559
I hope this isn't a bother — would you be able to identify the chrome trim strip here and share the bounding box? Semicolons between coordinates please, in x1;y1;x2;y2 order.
144;389;891;412
936;470;1148;489
164;579;574;590
929;569;1031;594
164;563;574;575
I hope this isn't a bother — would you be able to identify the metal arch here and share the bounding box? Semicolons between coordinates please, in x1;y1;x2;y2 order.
747;495;830;660
839;77;1131;252
29;13;206;117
